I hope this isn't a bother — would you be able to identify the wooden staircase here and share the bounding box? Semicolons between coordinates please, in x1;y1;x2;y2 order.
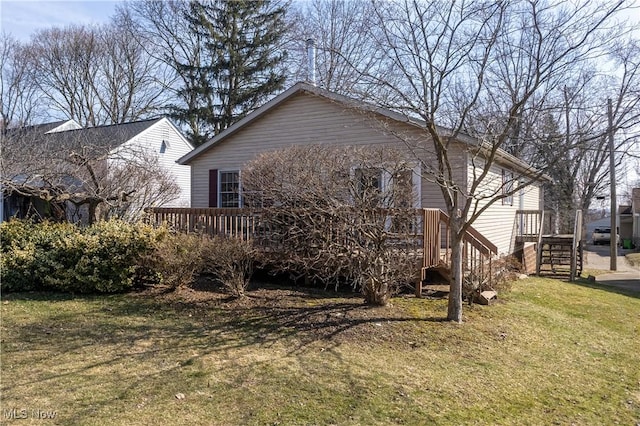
522;210;584;281
536;235;583;279
416;209;498;297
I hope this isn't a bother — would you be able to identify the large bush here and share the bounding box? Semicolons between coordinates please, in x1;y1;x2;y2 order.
141;230;204;290
0;220;78;291
64;220;160;293
242;145;421;306
1;219;160;293
1;219;257;296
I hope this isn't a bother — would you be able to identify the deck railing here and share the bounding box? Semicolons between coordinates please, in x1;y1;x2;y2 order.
145;207;260;240
515;210;552;241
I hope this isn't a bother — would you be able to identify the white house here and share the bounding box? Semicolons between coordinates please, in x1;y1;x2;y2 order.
1;117;192;222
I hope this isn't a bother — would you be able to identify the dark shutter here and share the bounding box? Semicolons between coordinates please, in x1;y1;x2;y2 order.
209;169;218;207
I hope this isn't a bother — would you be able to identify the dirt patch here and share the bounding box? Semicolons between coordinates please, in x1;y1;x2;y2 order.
133;277;442;348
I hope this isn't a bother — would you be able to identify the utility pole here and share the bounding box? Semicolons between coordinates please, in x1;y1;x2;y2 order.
608;98;617;271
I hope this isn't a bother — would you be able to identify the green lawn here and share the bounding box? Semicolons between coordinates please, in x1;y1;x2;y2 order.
1;277;639;425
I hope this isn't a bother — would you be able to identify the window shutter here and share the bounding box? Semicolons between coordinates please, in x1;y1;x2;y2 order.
209;169;218;207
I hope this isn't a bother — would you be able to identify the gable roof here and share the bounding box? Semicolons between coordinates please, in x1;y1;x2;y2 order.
177;82;550;181
5;117;167;154
47;117;165;150
177;82;407;165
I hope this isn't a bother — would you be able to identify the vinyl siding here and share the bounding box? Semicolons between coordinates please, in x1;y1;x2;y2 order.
187;90;548;255
115;118;192;207
467;158;542;255
189;92;466;209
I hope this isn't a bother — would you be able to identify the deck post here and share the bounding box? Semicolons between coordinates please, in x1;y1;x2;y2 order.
535;211;545;276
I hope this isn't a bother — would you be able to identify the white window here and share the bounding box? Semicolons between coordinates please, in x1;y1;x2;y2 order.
355;168;382;205
219;171;241;208
502;169;514;206
159;140;169;154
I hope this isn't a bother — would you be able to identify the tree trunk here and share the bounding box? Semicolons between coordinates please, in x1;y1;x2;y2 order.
363;276;390;306
88;201;98;225
447;227;464;323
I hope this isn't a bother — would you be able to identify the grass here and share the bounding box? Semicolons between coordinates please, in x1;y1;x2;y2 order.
1;278;639;425
627;252;640;267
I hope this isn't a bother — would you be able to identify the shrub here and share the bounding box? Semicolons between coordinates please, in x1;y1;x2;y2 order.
201;236;255;297
142;231;204;290
242;145;421;306
490;255;520;294
64;220;159;293
463;255;520;305
1;242;38;292
1;219;160;293
0;220;78;292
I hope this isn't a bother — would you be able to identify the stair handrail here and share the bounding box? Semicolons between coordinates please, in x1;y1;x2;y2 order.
436;210;498;255
422;208;497;272
419;208;499;296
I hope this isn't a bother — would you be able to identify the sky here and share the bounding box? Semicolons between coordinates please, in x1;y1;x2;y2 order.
1;1;123;41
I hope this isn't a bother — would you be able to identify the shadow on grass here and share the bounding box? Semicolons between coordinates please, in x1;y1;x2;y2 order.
0;287;452;424
572;276;640;299
2;285;446;368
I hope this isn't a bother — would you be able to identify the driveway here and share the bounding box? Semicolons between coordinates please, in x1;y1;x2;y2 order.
582;243;640;294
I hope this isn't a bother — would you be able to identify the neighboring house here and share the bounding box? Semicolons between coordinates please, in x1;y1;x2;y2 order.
1;119;82;222
1;117;192;223
621;187;640;248
178;82;548;257
27;119;84;134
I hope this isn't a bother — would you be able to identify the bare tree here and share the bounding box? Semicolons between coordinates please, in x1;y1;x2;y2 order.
0;33;43;128
358;0;634;321
525;35;640;235
287;0;382;97
242;145;421;306
26;25;101;126
95;15;169;124
24;21;166;127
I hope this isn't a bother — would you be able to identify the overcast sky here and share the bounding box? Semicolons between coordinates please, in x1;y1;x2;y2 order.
2;0;639;42
1;1;123;41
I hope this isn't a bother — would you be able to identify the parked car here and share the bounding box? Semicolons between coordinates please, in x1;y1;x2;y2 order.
592;227;619;245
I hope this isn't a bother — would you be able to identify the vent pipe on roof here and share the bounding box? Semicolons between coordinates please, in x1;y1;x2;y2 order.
306;38;316;86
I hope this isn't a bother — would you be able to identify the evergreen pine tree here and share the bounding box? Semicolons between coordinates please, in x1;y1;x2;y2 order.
174;0;288;146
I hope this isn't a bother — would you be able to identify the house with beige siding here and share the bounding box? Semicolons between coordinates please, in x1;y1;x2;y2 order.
178;82;547;257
